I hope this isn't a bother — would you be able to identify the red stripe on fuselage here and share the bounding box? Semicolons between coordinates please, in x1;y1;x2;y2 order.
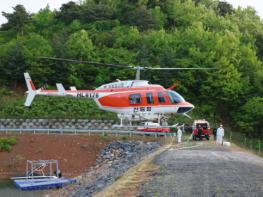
30;81;36;90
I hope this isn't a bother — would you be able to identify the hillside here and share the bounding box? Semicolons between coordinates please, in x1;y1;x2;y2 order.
0;0;262;137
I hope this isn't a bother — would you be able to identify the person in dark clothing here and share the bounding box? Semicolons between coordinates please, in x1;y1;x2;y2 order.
54;170;62;178
213;127;217;141
197;125;203;140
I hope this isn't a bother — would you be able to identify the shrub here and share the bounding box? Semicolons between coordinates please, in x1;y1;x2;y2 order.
0;136;17;152
121;136;128;141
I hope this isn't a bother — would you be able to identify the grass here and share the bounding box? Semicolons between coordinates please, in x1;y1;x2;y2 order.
224;130;263;157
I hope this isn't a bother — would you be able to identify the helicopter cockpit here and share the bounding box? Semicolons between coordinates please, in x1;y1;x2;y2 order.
167;90;185;104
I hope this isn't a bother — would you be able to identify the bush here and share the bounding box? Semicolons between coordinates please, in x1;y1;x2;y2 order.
100;132;108;140
0;96;117;119
0;136;17;152
121;136;128;141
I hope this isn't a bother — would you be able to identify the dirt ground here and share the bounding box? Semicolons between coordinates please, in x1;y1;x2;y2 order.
0;133;157;179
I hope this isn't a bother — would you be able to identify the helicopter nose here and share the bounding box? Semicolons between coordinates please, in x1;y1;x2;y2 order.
177;102;195;114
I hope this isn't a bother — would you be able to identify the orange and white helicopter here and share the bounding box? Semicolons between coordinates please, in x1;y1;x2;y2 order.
24;57;215;125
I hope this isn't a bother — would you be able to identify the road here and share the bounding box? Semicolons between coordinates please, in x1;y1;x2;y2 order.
140;143;263;197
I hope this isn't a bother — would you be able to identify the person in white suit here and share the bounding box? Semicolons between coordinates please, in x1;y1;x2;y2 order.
216;124;224;145
177;127;183;143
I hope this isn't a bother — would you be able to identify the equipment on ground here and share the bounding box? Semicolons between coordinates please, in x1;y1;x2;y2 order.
11;160;76;190
192;119;211;141
137;122;171;133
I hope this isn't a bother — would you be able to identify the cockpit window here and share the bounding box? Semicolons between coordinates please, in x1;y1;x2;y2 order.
167;90;185;104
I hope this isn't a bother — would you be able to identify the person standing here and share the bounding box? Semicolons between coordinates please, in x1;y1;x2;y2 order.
213;127;217;141
177;127;182;143
216;124;224;145
197;125;203;141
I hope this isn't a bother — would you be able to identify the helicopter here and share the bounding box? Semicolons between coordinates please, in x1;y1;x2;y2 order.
24;57;216;125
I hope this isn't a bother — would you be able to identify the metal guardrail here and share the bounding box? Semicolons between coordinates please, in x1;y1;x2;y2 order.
0;128;176;138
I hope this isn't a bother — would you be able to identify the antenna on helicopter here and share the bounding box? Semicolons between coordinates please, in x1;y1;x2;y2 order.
37;56;218;80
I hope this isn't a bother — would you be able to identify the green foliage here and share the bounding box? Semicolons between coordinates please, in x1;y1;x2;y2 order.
0;137;17;152
0;38;27;87
217;1;234;16
55;1;81;24
100;132;108;140
31;6;55;38
0;96;117;119
0;0;262;137
66;29;93;59
121;136;128;141
1;5;30;35
235;97;263;137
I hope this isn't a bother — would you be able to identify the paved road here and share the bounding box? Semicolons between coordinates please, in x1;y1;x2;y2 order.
140;144;263;197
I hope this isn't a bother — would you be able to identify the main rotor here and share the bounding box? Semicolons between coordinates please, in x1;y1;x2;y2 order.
37;56;217;80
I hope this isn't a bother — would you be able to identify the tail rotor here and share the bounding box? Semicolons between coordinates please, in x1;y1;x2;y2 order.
24;73;36;107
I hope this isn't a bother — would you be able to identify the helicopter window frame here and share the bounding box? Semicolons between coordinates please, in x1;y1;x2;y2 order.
146;92;154;104
129;93;142;105
167;90;185;104
157;92;166;103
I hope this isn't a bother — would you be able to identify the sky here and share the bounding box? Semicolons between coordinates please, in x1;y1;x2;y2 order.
226;0;263;18
0;0;70;25
0;0;262;25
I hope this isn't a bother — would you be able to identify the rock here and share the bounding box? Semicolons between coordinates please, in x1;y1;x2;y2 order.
67;140;160;197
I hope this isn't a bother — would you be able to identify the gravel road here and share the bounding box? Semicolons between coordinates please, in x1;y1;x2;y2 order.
140;143;263;197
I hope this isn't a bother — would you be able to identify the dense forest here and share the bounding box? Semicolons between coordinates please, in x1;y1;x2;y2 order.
0;0;262;137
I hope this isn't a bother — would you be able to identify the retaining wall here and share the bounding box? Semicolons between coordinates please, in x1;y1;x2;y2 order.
0;119;117;130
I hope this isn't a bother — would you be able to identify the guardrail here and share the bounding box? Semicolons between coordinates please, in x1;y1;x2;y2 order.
0;128;176;138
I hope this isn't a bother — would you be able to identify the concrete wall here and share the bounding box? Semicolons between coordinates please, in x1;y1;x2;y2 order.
0;119;117;130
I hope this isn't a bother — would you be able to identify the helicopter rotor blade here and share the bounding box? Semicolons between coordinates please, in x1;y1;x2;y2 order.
147;67;217;70
37;56;219;80
37;56;134;69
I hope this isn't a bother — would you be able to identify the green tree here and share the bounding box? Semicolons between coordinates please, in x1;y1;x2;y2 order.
0;39;27;87
31;5;55;37
164;0;205;28
65;29;94;88
23;33;53;85
66;29;93;59
217;1;234;16
235;97;263;137
55;1;81;24
81;3;114;23
1;4;30;35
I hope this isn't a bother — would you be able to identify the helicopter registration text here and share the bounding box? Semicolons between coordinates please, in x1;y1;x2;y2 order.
134;107;152;112
77;92;99;98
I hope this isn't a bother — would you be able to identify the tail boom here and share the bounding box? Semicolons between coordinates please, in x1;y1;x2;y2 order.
24;73;100;107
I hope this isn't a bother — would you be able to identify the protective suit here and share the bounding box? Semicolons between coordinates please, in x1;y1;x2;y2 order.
177;127;182;143
216;125;224;145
